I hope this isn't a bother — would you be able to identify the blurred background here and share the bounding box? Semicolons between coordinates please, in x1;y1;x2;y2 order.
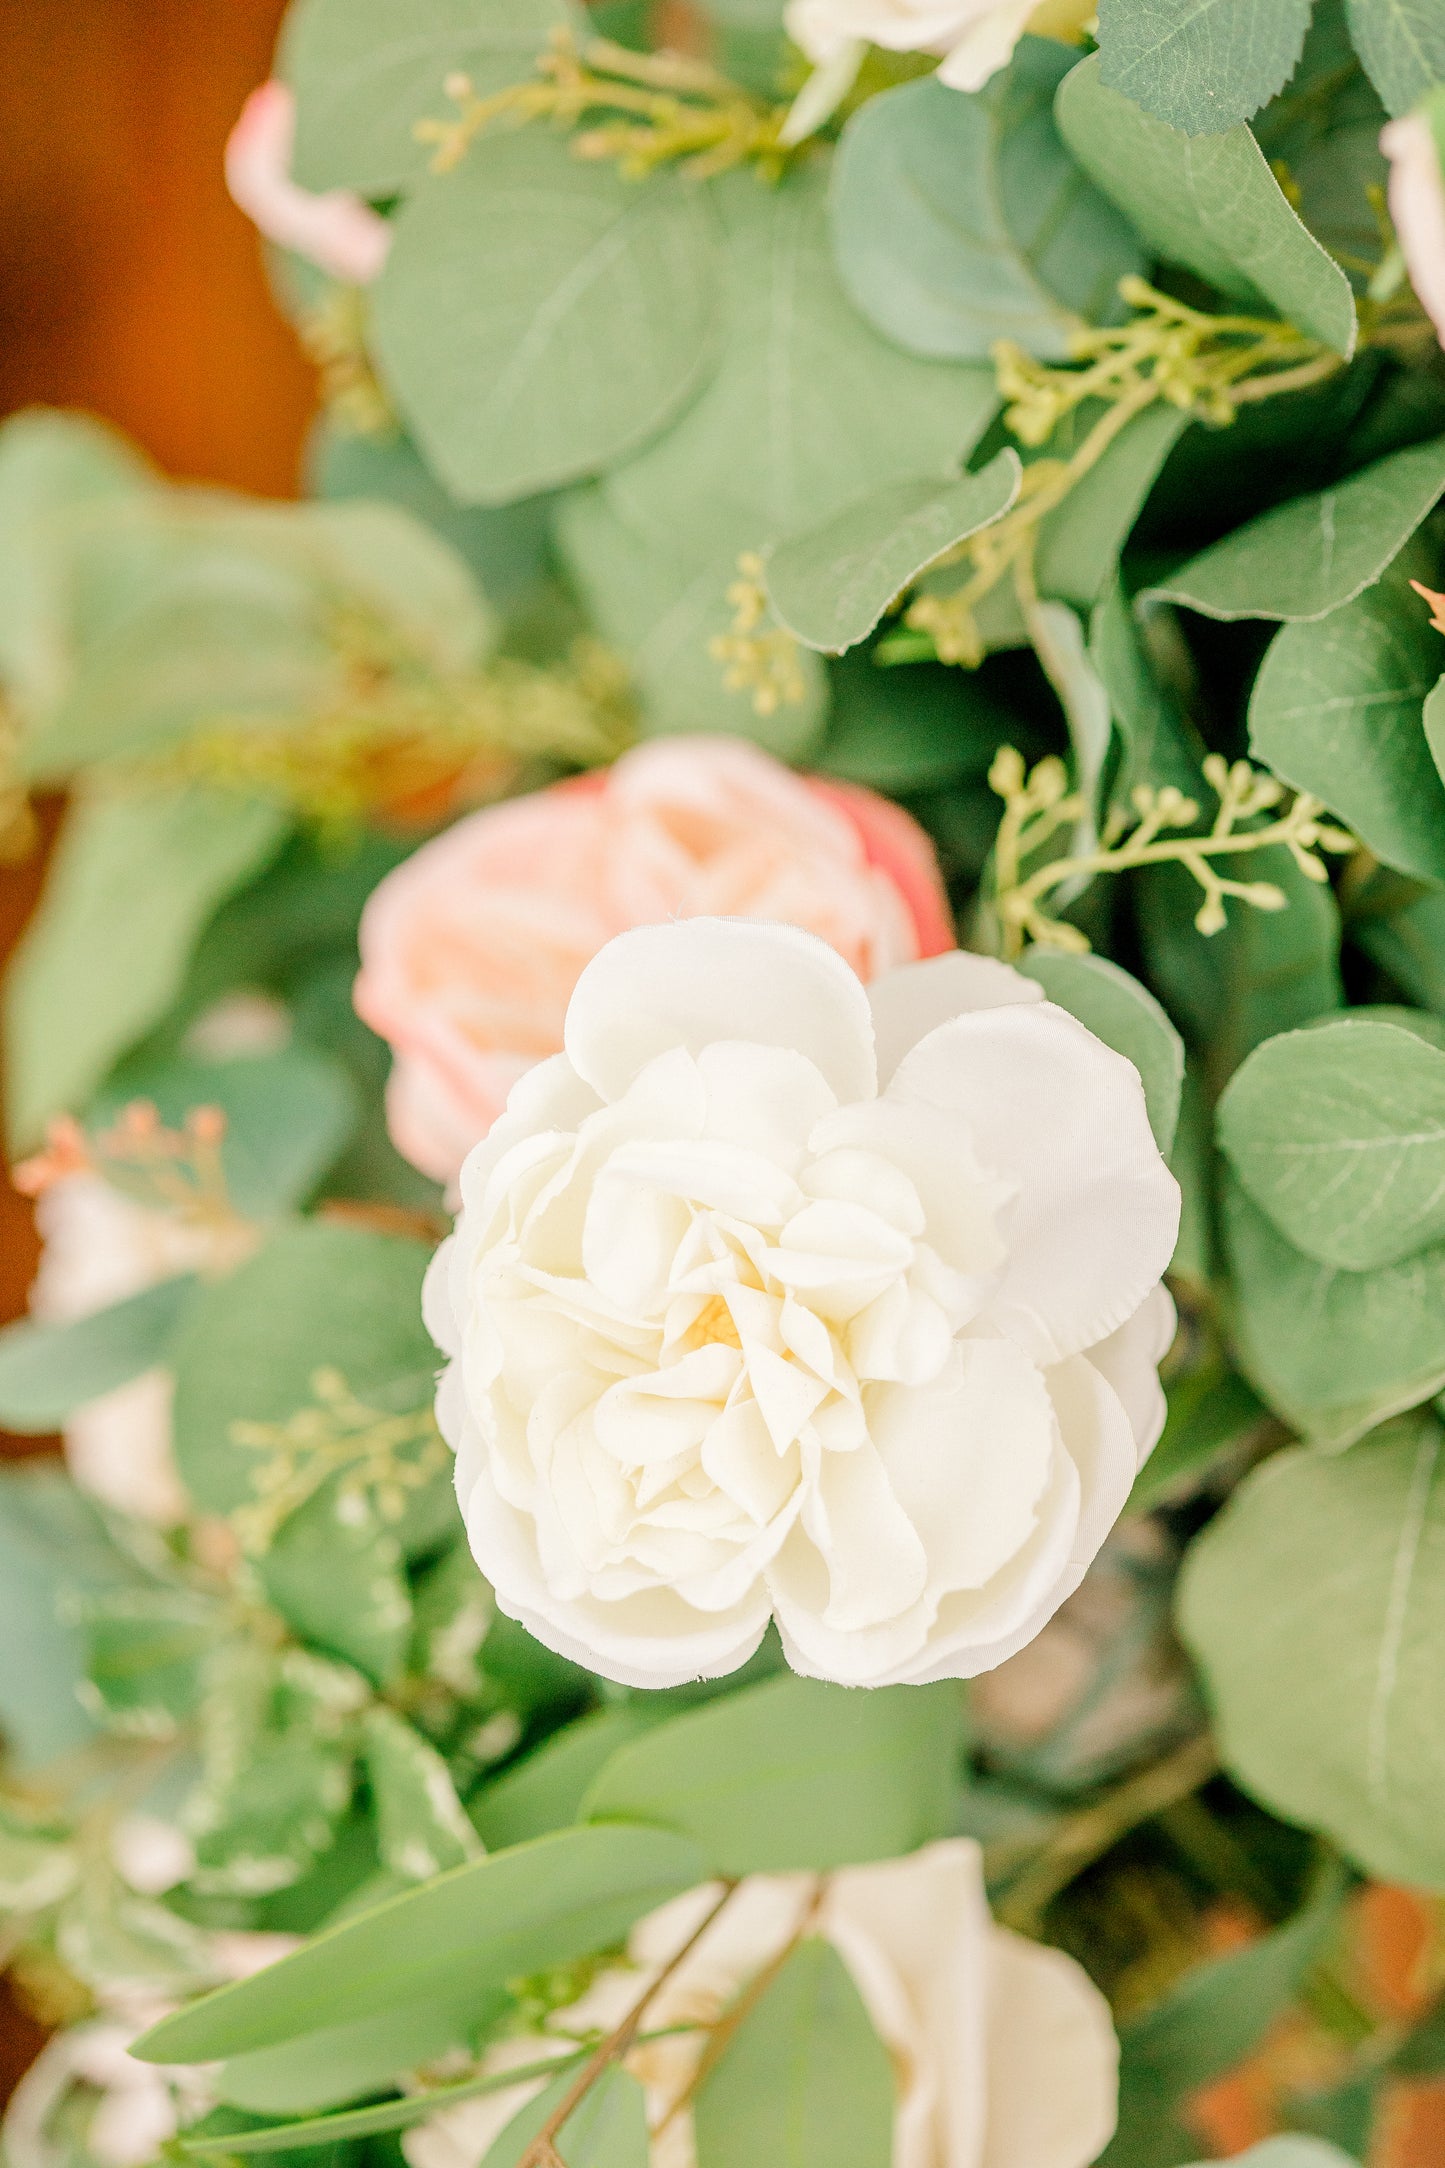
0;0;315;2089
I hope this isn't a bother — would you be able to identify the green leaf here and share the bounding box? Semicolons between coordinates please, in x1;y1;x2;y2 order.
364;1706;481;1882
0;1464;134;1769
0;1274;197;1433
599;166;1000;572
1423;670;1445;786
75;1584;221;1735
818;651;1014;793
219;2002;501;2119
1103;1871;1349;2166
1035;403;1191;610
282;0;574;194
1185;2145;1360;2168
1249;564;1445;884
473;1709;659;1852
1129;1361;1267;1510
1018;948;1185;1153
829;53;1145;362
93;1048;358;1220
1220;1018;1445;1270
1345;0;1445;116
1056;54;1358;354
170;1220;437;1519
1179;1413;1445;1885
764;455;1022;654
554;488;828;755
1096;0;1315;135
1222;1175;1445;1445
583;1672;966;1876
1090;583;1206;806
1354;885;1445;1016
692;1938;894;2168
481;2064;647;2168
372;136;721;505
5;787;288;1150
1148;435;1445;623
134;1823;706;2065
258;1482;414;1688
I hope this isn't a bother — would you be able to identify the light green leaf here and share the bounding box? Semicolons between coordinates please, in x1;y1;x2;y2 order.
1179;1414;1445;1885
1185;2145;1360;2168
170;1221;437;1520
135;1824;706;2066
1035;402;1190;609
0;1464;134;1770
259;1483;413;1688
692;1938;894;2168
282;0;574;194
599;166;1000;572
764;455;1022;654
364;1706;482;1882
1220;1018;1445;1270
584;1672;966;1875
1148;435;1445;623
219;2002;497;2119
554;487;828;755
474;1709;659;1853
830;52;1145;362
482;2064;646;2168
5;787;287;1151
1222;1175;1445;1444
1345;0;1445;116
1423;670;1445;785
372;136;720;505
0;1811;77;1912
1019;949;1185;1153
75;1585;221;1736
1249;564;1445;884
1056;54;1358;354
0;1275;197;1433
1096;0;1315;135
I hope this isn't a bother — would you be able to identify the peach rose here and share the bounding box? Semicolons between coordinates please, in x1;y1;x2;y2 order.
225;81;391;286
354;737;955;1183
1382;100;1445;352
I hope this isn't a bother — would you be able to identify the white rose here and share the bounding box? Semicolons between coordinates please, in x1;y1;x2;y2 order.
30;1175;253;1527
428;918;1179;1690
405;1840;1118;2168
1381;104;1445;352
783;0;1094;94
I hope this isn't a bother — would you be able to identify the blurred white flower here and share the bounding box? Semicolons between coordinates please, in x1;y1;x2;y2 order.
429;920;1179;1690
225;81;391;285
405;1840;1118;2168
1381;103;1445;350
783;0;1095;98
30;1175;252;1526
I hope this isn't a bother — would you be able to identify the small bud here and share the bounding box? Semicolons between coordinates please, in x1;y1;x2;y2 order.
1194;894;1227;936
1242;881;1288;910
989;746;1027;798
443;71;474;102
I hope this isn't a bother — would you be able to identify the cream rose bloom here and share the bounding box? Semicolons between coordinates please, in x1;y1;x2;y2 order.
784;0;1096;94
405;1841;1118;2168
1382;101;1445;351
427;917;1179;1690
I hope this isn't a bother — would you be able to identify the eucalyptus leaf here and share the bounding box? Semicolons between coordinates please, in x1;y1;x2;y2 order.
1179;1414;1445;1885
1056;54;1358;355
258;1483;413;1689
1345;0;1445;116
473;1709;660;1853
583;1672;966;1875
818;651;1014;792
0;1275;198;1433
830;52;1145;362
693;1937;893;2168
1036;402;1190;609
481;2064;647;2168
1096;0;1315;135
372;136;721;506
135;1824;707;2066
1147;435;1445;623
0;1465;133;1770
764;455;1022;654
1249;564;1445;884
1090;584;1206;805
1219;1018;1445;1270
283;0;574;195
75;1585;221;1736
1222;1175;1445;1444
1423;670;1445;785
364;1706;481;1882
1019;949;1185;1153
5;788;288;1152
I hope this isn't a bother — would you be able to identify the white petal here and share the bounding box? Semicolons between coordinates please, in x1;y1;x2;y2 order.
979;1929;1119;2168
936;0;1039;92
802;1437;929;1633
869;951;1041;1087
422;1237;460;1356
887;1001;1179;1363
563;918;876;1106
1082;1284;1177;1468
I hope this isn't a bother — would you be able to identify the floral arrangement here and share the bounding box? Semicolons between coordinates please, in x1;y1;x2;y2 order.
1;2;1444;2166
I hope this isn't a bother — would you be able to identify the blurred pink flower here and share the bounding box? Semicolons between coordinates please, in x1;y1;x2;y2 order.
1382;106;1445;350
225;80;391;286
354;737;955;1183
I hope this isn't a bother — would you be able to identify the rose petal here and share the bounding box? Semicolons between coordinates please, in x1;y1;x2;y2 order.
564;919;877;1107
1081;1284;1177;1468
980;1929;1119;2168
869;951;1042;1086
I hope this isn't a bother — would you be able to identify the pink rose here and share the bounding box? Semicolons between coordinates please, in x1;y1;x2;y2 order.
224;81;391;286
1382;104;1445;351
354;737;955;1182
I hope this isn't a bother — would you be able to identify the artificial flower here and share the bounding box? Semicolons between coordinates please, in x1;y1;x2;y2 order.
355;735;954;1185
225;80;391;285
783;0;1096;96
405;1840;1118;2168
428;917;1179;1689
1382;93;1445;351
